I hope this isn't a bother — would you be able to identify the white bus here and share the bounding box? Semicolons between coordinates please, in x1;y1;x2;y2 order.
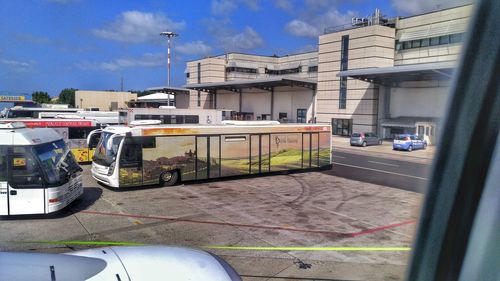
118;108;233;125
0;122;83;215
2;106;78;118
1;118;104;163
88;123;331;188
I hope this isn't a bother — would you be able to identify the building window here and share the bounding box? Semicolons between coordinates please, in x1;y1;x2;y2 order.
308;65;318;73
197;91;201;107
439;35;450;44
421;38;430;47
186;72;190;78
226;67;257;74
265;67;301;75
279;112;288;122
331;118;352;136
197;63;201;83
339;35;349;110
297;109;307;123
450;33;462;43
396;33;464;51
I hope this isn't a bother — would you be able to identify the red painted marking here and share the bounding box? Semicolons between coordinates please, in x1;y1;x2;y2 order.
348;220;417;237
80;210;416;238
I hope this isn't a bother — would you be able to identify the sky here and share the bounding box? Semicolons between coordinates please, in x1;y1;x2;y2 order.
0;0;471;97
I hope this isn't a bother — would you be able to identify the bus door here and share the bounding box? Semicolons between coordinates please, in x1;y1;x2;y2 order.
196;136;209;180
119;141;143;186
250;134;270;174
8;147;45;215
0;149;8;215
302;133;319;169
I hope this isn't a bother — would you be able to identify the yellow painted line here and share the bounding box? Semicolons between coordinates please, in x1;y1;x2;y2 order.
204;246;412;251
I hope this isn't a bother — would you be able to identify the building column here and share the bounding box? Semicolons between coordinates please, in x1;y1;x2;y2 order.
239;89;242;113
311;88;316;123
213;90;217;109
270;87;274;120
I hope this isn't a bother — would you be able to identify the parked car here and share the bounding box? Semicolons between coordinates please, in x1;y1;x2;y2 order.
350;132;383;147
393;134;427;151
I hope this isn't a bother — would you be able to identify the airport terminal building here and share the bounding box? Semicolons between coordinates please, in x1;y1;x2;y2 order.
184;4;472;144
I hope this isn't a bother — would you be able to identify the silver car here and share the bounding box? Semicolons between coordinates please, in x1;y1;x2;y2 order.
350;132;383;147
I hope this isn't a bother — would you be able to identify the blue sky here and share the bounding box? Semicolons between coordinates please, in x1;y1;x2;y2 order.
0;0;469;97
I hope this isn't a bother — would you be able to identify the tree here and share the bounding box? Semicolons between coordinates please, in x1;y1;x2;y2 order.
32;91;51;104
58;88;77;107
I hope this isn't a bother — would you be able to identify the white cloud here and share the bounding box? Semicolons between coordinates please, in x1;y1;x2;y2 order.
285;20;320;37
0;59;33;72
78;53;165;71
391;0;472;14
274;0;294;12
218;26;264;51
211;0;260;15
285;8;357;37
93;11;185;43
211;0;237;15
175;41;212;56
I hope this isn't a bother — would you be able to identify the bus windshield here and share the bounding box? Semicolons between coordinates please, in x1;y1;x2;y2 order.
33;139;80;184
93;132;123;166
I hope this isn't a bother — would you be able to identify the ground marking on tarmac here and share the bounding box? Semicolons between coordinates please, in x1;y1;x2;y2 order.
79;210;416;238
13;240;145;246
204;246;412;251
332;155;346;158
367;160;399;167
332;162;428;180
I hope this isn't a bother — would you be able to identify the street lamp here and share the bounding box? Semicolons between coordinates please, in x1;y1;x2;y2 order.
160;31;179;87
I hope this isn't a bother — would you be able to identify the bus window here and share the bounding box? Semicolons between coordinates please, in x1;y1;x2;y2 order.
11;147;43;187
68;127;94;139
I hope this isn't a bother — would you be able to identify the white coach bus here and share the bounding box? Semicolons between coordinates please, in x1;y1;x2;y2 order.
0;122;83;215
88;122;331;188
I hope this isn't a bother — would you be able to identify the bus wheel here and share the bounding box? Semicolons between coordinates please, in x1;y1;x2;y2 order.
160;170;179;187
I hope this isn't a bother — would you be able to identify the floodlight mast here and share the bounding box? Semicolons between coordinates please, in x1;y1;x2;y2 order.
160;31;179;86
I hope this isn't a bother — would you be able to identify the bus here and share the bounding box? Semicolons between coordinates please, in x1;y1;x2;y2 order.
2;106;78;118
118;107;233;125
40;110;120;124
2;119;103;163
0;122;83;215
87;122;331;188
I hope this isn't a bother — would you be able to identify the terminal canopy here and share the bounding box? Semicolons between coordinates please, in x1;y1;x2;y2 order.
185;77;316;93
337;61;455;86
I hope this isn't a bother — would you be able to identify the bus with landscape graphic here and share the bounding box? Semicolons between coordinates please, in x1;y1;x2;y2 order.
87;122;332;188
1;118;103;163
0;122;83;215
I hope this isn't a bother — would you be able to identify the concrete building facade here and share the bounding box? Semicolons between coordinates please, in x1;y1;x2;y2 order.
75;90;137;111
184;4;473;143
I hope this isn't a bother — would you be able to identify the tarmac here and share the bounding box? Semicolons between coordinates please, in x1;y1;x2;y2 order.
1;165;423;281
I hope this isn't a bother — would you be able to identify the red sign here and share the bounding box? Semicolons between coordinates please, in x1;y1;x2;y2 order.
22;120;93;128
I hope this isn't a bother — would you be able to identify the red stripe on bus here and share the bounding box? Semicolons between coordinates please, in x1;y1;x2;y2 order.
22;120;93;127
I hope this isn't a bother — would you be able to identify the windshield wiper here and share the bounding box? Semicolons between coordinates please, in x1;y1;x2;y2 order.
55;149;71;173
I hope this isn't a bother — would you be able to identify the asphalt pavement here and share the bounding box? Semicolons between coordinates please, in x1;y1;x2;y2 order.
327;150;431;194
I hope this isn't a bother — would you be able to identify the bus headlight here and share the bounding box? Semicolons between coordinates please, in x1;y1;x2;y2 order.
108;162;116;176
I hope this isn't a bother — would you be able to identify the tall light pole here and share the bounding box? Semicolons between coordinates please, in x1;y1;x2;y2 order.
160;31;179;87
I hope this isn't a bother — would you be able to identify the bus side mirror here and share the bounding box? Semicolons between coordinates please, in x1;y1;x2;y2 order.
87;129;102;149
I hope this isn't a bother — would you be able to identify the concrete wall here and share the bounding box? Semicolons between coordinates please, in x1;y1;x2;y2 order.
317;25;395;133
389;85;449;118
75;90;137;111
